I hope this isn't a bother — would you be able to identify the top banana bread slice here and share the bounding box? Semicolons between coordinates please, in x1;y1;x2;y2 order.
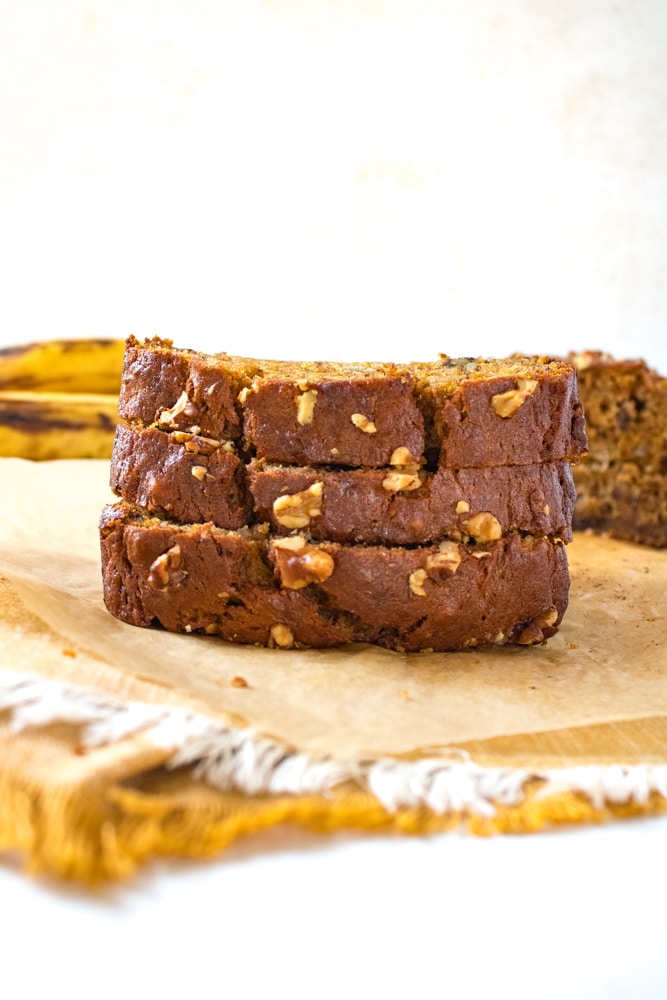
117;338;586;469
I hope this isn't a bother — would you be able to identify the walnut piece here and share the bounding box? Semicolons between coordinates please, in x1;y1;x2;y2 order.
382;470;421;493
148;544;187;590
390;446;419;466
272;535;335;589
455;499;470;514
191;465;207;481
270;624;295;648
273;482;324;529
516;607;559;645
462;511;502;542
538;608;558;628
172;430;222;455
296;389;318;425
491;377;538;418
185;435;221;455
351;413;377;434
408;568;428;596
425;540;461;577
158;391;193;428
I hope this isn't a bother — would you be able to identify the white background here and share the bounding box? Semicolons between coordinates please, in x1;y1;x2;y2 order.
1;3;666;997
0;0;665;368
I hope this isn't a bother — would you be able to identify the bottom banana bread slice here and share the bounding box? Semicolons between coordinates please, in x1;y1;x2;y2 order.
100;503;570;652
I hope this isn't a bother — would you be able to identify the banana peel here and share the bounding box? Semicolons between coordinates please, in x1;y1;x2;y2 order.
0;338;125;459
0;390;119;460
0;338;125;394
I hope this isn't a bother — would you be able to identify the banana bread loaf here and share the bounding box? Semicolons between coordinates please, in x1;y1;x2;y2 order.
100;502;570;653
570;351;667;547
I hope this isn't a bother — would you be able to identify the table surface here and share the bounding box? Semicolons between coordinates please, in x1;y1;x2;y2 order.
1;3;666;996
2;816;667;1000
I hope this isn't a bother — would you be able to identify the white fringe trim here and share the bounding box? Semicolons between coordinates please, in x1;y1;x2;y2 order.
2;669;667;818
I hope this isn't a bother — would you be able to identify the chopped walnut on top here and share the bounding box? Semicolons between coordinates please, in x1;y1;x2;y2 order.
425;540;462;577
410;540;463;596
390;446;420;467
491;378;538;418
273;482;324;529
408;568;428;596
171;430;223;455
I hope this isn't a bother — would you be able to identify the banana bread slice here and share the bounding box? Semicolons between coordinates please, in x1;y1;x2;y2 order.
569;351;667;546
117;338;586;469
248;459;576;544
100;502;570;652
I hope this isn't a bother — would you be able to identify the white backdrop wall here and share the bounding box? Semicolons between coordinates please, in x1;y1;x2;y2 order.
1;1;665;368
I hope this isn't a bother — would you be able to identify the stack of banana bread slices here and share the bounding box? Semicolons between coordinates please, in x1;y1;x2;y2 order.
100;337;587;652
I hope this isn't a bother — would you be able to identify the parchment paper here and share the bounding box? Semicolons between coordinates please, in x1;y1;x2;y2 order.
0;458;665;759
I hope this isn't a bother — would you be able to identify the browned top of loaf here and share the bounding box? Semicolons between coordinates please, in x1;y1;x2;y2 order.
117;337;587;468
